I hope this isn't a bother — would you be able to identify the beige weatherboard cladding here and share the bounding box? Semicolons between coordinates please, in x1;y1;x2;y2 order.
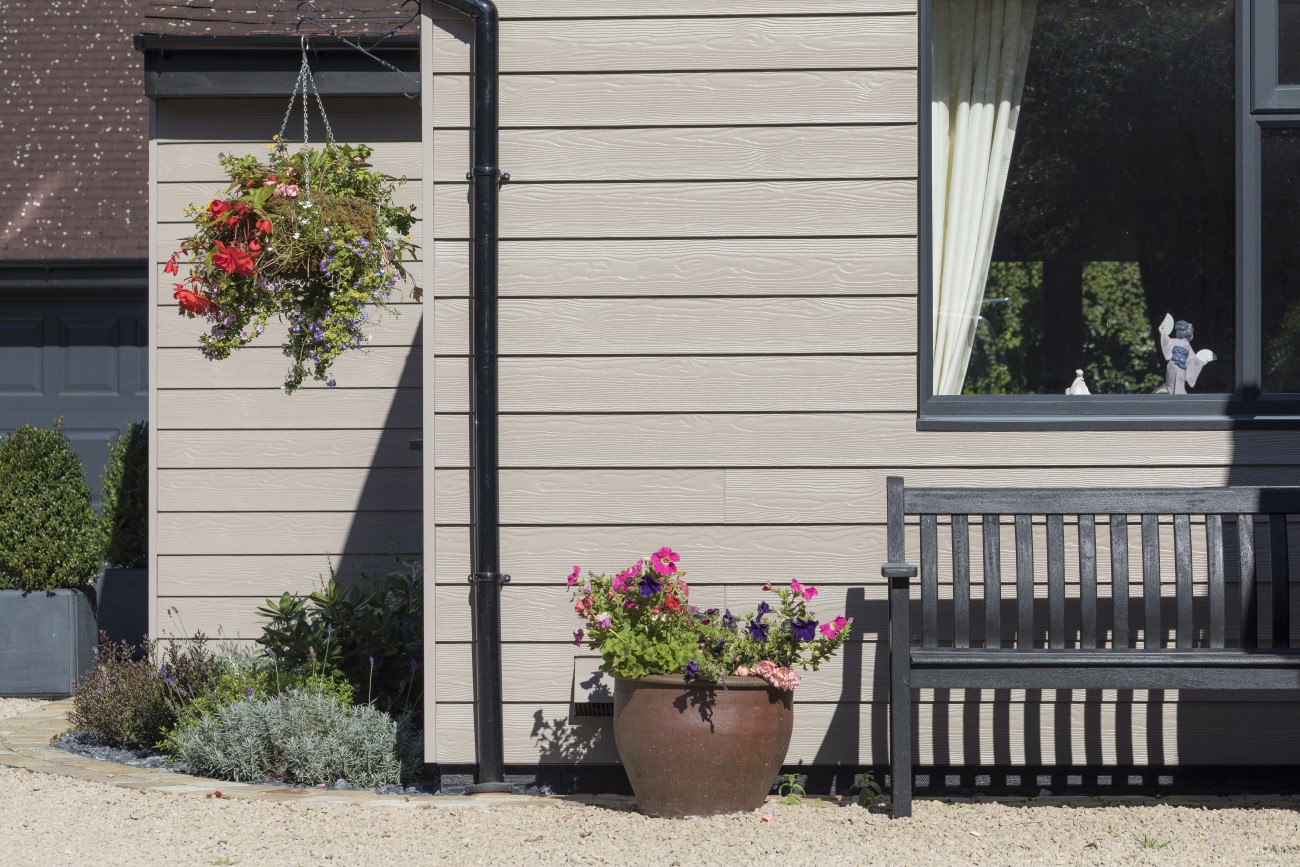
416;1;1300;769
151;1;1300;774
150;97;424;643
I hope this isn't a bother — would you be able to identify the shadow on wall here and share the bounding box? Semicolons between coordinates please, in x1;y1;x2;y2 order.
329;318;424;591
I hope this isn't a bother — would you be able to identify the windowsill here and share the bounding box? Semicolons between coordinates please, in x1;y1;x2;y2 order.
917;394;1300;431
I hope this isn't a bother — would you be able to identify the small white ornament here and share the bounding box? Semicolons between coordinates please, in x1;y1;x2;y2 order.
1065;369;1091;395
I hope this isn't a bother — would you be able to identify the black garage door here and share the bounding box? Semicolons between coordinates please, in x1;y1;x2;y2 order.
0;295;148;506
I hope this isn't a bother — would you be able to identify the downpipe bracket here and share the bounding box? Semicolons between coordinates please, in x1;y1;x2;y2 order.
468;572;511;586
467;166;510;183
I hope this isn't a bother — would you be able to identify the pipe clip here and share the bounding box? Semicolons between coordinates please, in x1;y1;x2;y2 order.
467;572;512;586
467;166;511;184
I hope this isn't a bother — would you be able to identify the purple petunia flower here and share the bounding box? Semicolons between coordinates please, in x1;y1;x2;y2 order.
789;618;818;642
683;659;699;682
748;621;769;642
638;573;663;598
755;601;771;619
722;610;737;630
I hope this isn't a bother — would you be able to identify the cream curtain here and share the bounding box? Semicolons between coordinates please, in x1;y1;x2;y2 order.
932;0;1038;395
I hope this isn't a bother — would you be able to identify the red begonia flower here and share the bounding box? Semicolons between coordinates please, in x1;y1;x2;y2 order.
173;284;217;316
163;254;179;276
211;240;256;277
256;218;273;235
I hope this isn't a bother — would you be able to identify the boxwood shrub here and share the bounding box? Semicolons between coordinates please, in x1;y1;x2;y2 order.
0;422;104;590
101;421;148;569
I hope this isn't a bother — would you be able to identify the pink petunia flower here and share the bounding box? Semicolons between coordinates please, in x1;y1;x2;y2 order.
802;584;819;601
820;615;848;639
650;547;680;576
572;629;585;646
790;579;804;596
567;565;581;587
595;613;612;629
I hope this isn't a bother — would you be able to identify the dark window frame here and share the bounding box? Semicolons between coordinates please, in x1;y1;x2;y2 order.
917;0;1300;430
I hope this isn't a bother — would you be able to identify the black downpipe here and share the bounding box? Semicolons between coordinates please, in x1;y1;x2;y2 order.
428;0;510;793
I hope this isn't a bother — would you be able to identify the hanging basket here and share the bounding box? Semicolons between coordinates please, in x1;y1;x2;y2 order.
168;49;418;393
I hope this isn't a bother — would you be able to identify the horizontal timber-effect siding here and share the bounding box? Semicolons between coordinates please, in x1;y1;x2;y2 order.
415;4;1300;769
152;97;424;649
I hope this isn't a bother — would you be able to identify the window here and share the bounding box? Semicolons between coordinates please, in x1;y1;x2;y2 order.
919;0;1300;428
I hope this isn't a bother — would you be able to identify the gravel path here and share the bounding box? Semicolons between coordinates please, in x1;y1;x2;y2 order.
2;699;1298;865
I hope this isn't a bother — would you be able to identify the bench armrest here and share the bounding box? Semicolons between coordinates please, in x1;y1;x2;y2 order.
882;561;918;580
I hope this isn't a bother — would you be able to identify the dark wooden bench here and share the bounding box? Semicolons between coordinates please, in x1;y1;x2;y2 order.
882;475;1300;818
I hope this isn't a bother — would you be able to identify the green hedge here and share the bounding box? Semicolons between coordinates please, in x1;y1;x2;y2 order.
0;422;104;590
101;421;148;569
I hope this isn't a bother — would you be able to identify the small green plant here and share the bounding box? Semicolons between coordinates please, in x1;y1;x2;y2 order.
171;689;421;788
851;771;884;808
100;422;148;569
1134;834;1170;850
256;560;423;715
0;421;105;590
777;773;821;806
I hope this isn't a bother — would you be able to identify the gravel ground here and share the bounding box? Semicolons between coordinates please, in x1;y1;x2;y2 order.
3;699;1299;866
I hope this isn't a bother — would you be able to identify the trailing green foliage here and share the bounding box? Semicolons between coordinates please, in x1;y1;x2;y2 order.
69;634;221;750
101;422;148;569
256;560;422;715
171;689;420;788
0;422;104;590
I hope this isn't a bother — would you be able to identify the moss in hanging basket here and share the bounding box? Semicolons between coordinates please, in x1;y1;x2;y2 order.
168;141;419;393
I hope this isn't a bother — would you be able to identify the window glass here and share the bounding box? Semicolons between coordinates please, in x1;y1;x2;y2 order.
1280;0;1300;85
934;0;1236;396
1262;128;1300;392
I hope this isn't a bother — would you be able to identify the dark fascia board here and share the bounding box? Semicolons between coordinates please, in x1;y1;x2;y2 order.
135;34;419;99
0;260;148;302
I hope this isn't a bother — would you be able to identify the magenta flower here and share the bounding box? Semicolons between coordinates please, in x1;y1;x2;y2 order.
572;629;585;646
762;581;772;591
650;546;680;576
819;615;849;639
595;613;612;629
567;565;581;587
790;579;805;597
802;584;819;601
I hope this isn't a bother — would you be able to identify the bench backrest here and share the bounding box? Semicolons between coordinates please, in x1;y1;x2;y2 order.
886;476;1300;651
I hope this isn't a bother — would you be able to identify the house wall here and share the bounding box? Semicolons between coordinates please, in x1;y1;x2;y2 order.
421;1;1300;770
150;97;424;639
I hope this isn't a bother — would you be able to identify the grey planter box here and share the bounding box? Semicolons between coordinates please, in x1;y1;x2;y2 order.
94;567;149;649
0;588;97;697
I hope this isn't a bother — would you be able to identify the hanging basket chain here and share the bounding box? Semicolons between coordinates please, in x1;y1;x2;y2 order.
275;40;337;204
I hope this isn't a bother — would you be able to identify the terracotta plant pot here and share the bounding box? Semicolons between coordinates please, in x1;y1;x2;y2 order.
612;674;794;817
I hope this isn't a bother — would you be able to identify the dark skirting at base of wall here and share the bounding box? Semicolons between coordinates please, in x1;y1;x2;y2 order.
427;763;1300;799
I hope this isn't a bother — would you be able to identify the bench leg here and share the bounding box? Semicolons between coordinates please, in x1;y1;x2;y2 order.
889;680;912;818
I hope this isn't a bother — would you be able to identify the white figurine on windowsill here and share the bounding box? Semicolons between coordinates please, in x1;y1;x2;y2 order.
1154;314;1216;394
1065;369;1090;395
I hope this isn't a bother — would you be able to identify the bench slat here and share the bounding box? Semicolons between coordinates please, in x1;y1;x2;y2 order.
1111;515;1130;649
1240;515;1259;649
1207;514;1226;649
1047;514;1066;650
953;515;970;649
1271;514;1290;650
920;514;938;648
1174;514;1194;650
1015;515;1033;649
904;486;1300;517
1079;515;1098;650
983;516;1002;649
1142;515;1162;649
